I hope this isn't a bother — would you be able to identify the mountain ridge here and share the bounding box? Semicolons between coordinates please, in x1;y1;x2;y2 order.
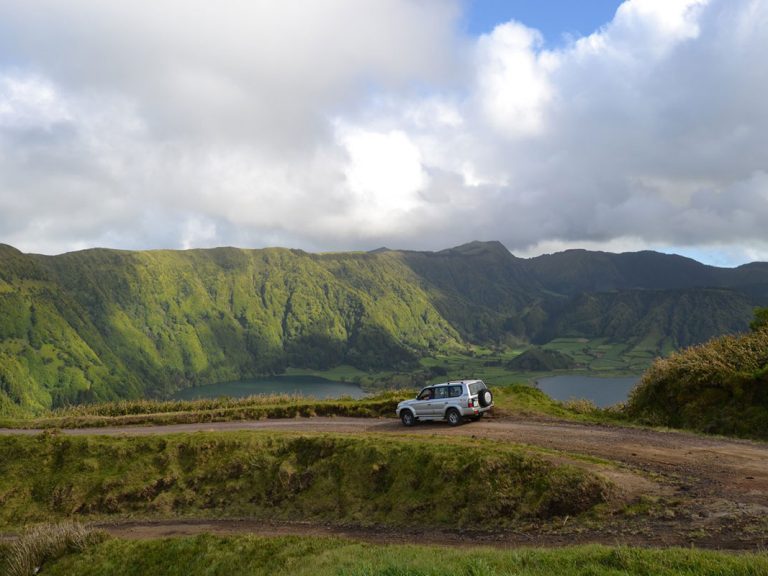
1;240;767;413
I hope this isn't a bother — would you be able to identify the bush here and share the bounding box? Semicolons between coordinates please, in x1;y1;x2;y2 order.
751;307;768;332
625;328;768;438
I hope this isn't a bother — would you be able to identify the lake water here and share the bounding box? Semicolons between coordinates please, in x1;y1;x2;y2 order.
171;375;366;401
536;375;640;408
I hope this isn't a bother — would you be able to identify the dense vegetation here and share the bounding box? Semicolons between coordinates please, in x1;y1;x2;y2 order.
0;432;610;530
2;241;767;414
626;309;768;439
507;347;578;371
0;245;459;413
21;535;765;576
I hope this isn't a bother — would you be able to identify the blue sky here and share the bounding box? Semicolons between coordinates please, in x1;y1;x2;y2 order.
0;1;767;266
464;0;624;43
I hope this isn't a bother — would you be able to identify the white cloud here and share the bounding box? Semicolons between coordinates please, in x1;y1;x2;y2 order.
0;0;767;266
0;75;71;130
338;126;429;226
475;21;558;137
611;0;707;50
181;216;218;251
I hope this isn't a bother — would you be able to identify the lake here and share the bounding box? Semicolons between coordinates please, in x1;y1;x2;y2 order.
171;375;366;401
535;375;640;408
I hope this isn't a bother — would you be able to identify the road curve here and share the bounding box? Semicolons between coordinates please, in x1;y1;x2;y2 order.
2;415;767;501
3;416;768;549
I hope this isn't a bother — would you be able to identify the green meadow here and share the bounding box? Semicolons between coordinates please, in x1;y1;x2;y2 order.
4;533;767;576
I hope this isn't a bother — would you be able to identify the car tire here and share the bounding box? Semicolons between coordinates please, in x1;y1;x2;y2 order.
446;408;462;426
478;389;493;408
471;414;483;421
400;410;416;427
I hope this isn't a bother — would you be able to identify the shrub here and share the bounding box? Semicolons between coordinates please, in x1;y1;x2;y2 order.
562;398;599;415
625;328;768;438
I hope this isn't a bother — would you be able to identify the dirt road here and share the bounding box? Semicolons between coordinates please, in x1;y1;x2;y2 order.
3;416;767;549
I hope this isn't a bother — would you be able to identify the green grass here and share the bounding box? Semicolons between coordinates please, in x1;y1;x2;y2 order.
491;384;625;424
0;432;611;530
0;392;403;429
0;383;626;429
40;535;768;576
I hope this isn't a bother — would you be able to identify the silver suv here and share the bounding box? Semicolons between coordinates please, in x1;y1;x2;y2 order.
396;379;494;427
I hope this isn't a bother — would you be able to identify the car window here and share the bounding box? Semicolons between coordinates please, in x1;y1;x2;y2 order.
434;386;449;399
449;385;463;398
417;388;434;401
468;382;487;395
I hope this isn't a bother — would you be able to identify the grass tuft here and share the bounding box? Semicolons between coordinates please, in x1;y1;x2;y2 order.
2;521;107;576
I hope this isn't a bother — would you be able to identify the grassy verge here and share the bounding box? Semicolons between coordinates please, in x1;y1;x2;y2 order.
0;392;403;429
492;384;626;425
42;535;768;576
0;384;629;429
0;432;611;530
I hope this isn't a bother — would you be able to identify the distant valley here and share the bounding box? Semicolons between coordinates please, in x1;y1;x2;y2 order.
1;240;767;414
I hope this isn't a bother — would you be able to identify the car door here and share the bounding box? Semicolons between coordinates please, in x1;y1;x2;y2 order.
413;387;435;417
432;386;450;418
448;384;464;411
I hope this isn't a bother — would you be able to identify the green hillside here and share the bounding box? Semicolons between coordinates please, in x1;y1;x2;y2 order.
539;288;754;351
1;241;767;414
0;246;459;412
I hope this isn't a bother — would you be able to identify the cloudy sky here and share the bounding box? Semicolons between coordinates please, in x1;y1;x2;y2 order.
1;0;767;266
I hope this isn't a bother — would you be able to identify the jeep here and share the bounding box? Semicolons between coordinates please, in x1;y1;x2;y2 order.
396;379;494;426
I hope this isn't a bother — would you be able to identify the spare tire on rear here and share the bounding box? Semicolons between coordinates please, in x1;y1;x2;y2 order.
478;389;493;408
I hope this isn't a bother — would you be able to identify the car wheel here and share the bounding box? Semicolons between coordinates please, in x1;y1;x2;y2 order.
400;410;416;427
478;389;493;408
446;408;462;426
470;414;483;421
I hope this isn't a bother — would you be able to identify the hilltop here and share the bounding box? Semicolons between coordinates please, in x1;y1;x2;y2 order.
1;241;767;413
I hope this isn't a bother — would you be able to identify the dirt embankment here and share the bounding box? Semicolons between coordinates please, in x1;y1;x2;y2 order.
3;416;767;549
